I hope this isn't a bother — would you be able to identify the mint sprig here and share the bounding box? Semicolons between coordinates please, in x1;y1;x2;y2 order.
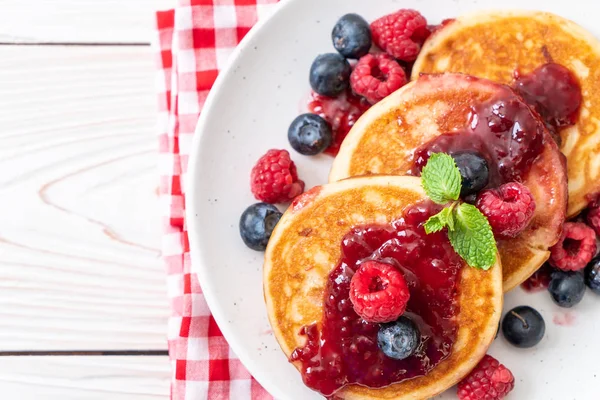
424;205;455;233
448;203;497;269
421;153;461;204
421;153;497;270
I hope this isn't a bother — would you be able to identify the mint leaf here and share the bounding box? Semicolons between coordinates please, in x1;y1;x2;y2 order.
424;206;454;234
448;203;497;270
421;153;461;205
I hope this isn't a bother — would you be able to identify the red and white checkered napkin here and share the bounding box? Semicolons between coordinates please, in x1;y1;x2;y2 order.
153;1;278;398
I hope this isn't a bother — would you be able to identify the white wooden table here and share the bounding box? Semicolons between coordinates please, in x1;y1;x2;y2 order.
0;1;173;398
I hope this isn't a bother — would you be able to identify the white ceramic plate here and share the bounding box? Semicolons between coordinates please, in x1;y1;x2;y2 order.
187;0;600;398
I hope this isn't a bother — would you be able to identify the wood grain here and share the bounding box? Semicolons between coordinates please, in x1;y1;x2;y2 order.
0;46;169;350
0;356;170;399
0;0;173;44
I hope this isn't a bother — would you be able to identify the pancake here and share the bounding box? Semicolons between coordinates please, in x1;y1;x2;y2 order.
264;175;502;400
412;10;600;217
329;73;567;292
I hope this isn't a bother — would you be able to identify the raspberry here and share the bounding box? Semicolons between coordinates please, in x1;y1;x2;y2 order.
586;201;600;236
350;53;408;104
250;149;305;204
370;9;429;62
457;355;515;400
349;261;410;323
549;222;597;271
476;182;536;238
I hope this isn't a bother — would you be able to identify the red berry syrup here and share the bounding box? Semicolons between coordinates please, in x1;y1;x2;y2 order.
411;84;546;186
521;263;553;293
290;201;463;396
514;63;582;130
308;89;371;156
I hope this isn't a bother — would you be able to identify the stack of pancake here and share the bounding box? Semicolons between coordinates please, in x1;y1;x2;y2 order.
264;11;599;399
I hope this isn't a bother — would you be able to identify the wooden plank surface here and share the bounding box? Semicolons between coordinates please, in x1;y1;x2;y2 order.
0;0;173;44
0;356;170;399
0;45;170;350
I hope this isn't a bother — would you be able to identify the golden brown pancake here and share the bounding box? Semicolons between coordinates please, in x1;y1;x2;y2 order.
329;73;567;291
264;176;502;400
412;10;600;217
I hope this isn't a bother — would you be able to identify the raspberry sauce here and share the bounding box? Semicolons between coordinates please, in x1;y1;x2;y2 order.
290;201;463;396
411;84;546;185
514;63;582;130
308;89;371;156
520;264;553;293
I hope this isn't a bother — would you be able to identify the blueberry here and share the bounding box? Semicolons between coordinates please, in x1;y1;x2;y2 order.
377;316;420;360
288;114;332;155
239;203;282;251
309;53;351;97
331;13;372;59
548;270;586;308
501;306;545;348
495;320;500;339
585;256;600;294
451;151;489;197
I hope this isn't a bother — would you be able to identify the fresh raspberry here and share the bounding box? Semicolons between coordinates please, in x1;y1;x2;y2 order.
250;149;305;203
349;261;410;323
549;222;597;271
350;53;408;104
586;201;600;236
370;9;429;62
457;355;515;400
476;182;536;238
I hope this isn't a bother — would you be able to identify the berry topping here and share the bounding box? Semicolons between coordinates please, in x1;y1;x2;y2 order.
457;355;515;400
501;306;545;348
548;270;586;308
411;87;546;184
287;113;332;155
291;202;462;395
377;316;420;360
350;53;407;104
585;201;600;236
349;260;410;323
521;263;553;292
370;9;429;62
239;203;282;251
452;151;490;197
549;222;597;271
514;63;582;129
475;182;536;238
428;18;456;36
250;149;305;203
307;89;371;156
585;256;600;294
331;13;372;59
309;53;351;97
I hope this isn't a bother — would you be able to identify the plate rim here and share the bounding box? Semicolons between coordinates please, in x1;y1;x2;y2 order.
186;0;295;398
185;1;593;398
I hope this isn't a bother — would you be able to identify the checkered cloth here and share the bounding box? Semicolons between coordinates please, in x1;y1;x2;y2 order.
154;1;278;399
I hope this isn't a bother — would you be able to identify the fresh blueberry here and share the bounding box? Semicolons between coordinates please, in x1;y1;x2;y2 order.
501;306;545;348
495;320;500;339
377;316;420;360
239;203;282;251
585;256;600;294
451;151;489;197
548;270;586;308
288;113;332;155
309;53;351;97
331;13;372;59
